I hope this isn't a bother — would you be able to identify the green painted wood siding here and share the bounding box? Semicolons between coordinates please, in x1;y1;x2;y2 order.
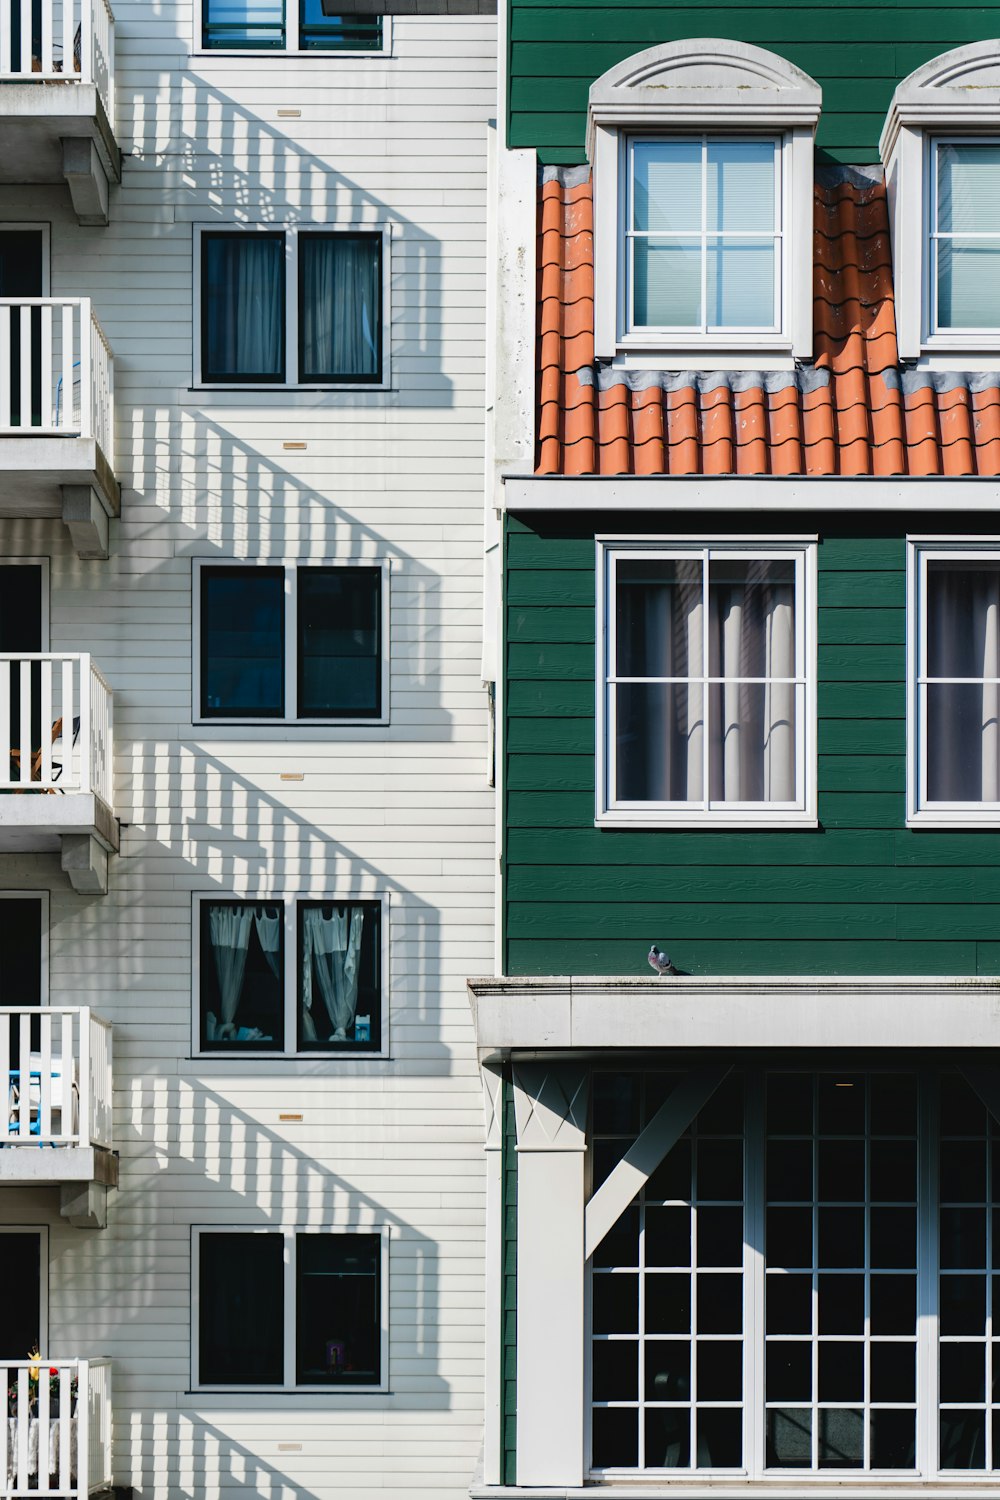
507;0;1000;164
503;513;1000;978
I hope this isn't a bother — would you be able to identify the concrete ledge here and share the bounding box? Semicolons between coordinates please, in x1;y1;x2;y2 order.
0;793;119;854
0;1144;117;1186
467;974;1000;1055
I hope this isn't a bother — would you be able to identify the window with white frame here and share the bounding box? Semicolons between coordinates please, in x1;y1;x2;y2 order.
195;561;388;724
624;137;782;339
587;40;820;363
929;141;1000;334
195;895;385;1055
194;1227;388;1390
590;1066;999;1478
598;541;815;825
908;541;1000;822
197;227;385;387
198;0;385;54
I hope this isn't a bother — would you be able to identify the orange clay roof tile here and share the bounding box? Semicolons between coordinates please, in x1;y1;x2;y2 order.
533;165;1000;478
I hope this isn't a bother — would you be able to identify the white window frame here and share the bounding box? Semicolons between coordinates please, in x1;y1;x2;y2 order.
193;223;391;392
924;136;1000;350
191;0;390;57
0;890;49;1004
596;536;817;828
0;1225;49;1354
619;133;786;346
191;889;389;1060
191;1224;390;1394
906;536;1000;826
192;557;390;727
586;1064;1000;1484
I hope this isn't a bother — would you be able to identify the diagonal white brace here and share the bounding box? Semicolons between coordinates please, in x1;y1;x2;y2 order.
584;1063;732;1261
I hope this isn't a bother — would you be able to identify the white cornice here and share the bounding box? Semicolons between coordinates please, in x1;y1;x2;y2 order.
880;39;1000;159
467;974;1000;1056
501;474;1000;512
585;38;822;160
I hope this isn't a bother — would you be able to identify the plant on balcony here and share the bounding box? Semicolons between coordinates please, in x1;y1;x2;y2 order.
7;1352;78;1417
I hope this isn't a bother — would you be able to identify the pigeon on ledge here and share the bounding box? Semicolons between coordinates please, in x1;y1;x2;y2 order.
648;944;679;977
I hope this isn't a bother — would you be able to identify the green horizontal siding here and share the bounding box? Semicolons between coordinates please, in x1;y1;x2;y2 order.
507;0;1000;163
502;513;1000;978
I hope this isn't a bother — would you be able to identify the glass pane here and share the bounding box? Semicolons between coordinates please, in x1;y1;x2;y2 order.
201;567;283;717
697;1139;743;1200
870;1141;917;1202
708;559;796;676
633;240;701;327
593;1273;638;1333
203;0;283;47
938;238;1000;328
767;1139;812;1200
299;0;381;50
695;1408;742;1467
707;141;776;231
869;1274;916;1334
870;1410;916;1470
766;1341;811;1401
593;1073;640;1135
765;1273;812;1333
646;1272;690;1333
766;1206;812;1268
296;1233;380;1385
817;1074;865;1134
818;1341;863;1401
708;682;797;803
644;1341;690;1400
940;1274;986;1334
616;558;703;677
870;1208;916;1269
940;1409;986;1470
593;1340;638;1400
870;1342;915;1402
298;567;381;717
819;1408;863;1468
927;683;1000;802
299;234;381;381
200;902;284;1050
646;1206;691;1267
926;561;1000;677
298;902;379;1050
697;1273;742;1333
593;1407;638;1468
593;1205;639;1269
633;141;701;233
696;1206;743;1267
941;1139;987;1201
696;1340;741;1401
644;1407;690;1468
203;234;285;379
941;1207;987;1269
940;1341;985;1402
818;1273;864;1334
615;683;705;802
817;1140;865;1202
938;143;1000;234
767;1408;811;1467
707;239;775;327
199;1233;283;1383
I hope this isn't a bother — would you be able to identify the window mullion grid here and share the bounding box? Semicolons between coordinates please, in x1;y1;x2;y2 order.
700;137;709;336
283;1229;296;1389
283;900;295;1058
286;0;298;51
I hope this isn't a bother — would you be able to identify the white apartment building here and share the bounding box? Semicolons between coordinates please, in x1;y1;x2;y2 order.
0;1;497;1495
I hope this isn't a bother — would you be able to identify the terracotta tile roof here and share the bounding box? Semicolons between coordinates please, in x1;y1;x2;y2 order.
535;165;1000;477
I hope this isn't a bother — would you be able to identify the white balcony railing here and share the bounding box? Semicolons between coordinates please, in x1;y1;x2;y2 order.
2;1008;112;1150
0;655;113;807
0;299;114;458
0;0;115;120
2;1357;112;1499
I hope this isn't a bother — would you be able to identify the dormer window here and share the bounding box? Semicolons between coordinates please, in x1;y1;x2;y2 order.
625;136;781;339
587;39;821;368
881;41;1000;360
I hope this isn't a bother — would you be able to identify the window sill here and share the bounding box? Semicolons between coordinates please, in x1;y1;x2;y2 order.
906;809;1000;828
188;1384;389;1396
189;48;389;60
472;1482;1000;1499
192;1050;388;1063
596;811;817;830
194;717;390;730
610;351;797;373
189;384;391;395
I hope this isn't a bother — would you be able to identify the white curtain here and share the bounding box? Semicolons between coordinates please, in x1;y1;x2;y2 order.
300;236;379;380
616;563;703;801
208;905;254;1036
254;906;282;978
205;236;283;378
301;906;363;1042
927;566;1000;801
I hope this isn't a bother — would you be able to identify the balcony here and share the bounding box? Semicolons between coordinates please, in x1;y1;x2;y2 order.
0;299;118;557
0;1007;116;1226
0;654;117;893
3;1358;112;1498
0;0;120;223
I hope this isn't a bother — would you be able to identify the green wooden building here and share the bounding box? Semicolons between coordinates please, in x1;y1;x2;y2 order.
469;4;1000;1495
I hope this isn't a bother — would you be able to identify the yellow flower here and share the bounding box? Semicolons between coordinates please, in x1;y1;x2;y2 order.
27;1348;41;1382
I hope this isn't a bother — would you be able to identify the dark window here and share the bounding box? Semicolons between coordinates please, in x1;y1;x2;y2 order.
199;1233;284;1384
296;1233;381;1384
202;0;284;49
200;567;284;718
202;234;285;382
0;897;43;1065
297;567;381;718
299;0;381;50
0;1233;41;1356
297;901;380;1051
199;901;284;1050
298;234;381;383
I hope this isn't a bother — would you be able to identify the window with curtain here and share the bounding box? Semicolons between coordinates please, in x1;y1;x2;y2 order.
199;228;383;386
933;143;1000;331
601;544;812;823
590;1066;996;1478
198;563;384;721
912;548;1000;814
197;1229;384;1389
298;900;380;1052
199;901;284;1050
626;137;780;335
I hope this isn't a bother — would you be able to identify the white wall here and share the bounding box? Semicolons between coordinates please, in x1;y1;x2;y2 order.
0;10;496;1497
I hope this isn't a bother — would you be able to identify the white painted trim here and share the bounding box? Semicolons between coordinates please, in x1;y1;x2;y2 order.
191;1224;390;1394
0;1225;48;1356
467;974;1000;1055
191;889;390;1060
190;0;391;58
504;476;1000;511
906;537;1000;824
192;222;391;391
191;557;390;727
596;538;816;827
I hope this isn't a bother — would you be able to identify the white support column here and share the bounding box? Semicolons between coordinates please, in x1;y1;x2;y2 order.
513;1062;589;1487
482;1063;504;1486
